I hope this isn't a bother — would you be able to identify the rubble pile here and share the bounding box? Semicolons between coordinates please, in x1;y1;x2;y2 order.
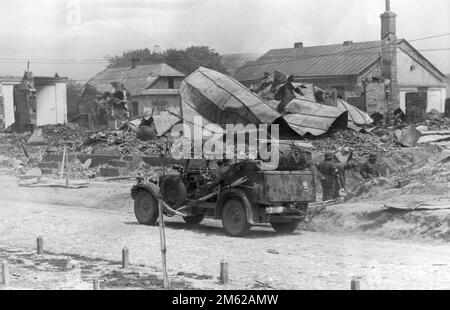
0;132;45;172
41;124;86;151
79;128;169;156
307;129;400;163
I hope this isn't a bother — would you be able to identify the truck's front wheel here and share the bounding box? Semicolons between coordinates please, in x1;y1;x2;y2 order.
271;221;300;234
222;199;251;237
134;191;159;225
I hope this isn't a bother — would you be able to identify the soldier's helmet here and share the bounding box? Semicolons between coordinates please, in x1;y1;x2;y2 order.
369;153;378;161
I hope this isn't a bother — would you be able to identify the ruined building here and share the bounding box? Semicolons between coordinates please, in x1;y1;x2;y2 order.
235;0;448;123
82;62;185;123
0;72;68;131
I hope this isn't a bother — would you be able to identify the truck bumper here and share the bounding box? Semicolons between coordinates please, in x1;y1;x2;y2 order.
268;214;305;223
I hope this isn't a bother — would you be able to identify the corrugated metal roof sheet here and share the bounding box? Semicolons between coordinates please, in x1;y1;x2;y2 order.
181;67;280;128
283;99;348;136
87;63;185;96
153;111;182;136
234;41;382;82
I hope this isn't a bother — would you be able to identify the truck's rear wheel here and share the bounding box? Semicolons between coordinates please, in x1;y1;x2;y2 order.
271;221;300;234
134;191;159;225
222;199;251;237
183;215;205;225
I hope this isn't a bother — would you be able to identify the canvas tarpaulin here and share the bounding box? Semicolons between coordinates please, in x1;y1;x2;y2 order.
180;67;281;132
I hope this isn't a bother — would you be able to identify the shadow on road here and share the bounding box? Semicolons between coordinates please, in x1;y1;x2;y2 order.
161;221;302;239
123;219;303;238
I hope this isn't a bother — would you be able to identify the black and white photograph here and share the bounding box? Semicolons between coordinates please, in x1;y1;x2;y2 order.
0;0;449;295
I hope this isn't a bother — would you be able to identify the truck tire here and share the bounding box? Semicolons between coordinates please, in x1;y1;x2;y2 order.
161;176;187;210
271;221;300;234
183;215;205;225
134;190;159;225
222;198;251;237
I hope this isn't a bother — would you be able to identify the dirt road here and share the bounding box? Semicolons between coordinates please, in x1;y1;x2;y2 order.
1;195;450;290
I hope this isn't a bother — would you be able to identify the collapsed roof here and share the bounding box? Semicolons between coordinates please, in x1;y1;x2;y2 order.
138;67;373;139
180;67;280;135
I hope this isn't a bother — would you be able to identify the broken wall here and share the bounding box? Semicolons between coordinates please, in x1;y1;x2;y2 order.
13;83;37;130
1;84;15;129
365;81;386;115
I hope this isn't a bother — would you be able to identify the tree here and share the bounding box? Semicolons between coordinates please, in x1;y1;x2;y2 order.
107;46;229;75
66;80;84;120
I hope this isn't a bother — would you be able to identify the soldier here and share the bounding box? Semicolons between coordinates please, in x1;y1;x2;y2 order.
140;109;154;127
344;153;384;201
206;159;234;190
317;152;340;201
360;153;381;180
333;147;357;195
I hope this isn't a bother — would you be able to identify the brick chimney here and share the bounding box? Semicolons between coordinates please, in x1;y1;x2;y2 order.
294;42;303;48
380;0;400;114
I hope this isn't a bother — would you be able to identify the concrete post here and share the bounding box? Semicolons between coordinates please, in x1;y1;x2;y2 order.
351;277;360;290
93;279;101;290
220;260;228;285
1;260;9;286
122;247;129;269
37;236;44;255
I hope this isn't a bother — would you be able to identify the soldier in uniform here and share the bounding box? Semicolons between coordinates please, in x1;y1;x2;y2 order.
360;153;381;180
318;152;340;201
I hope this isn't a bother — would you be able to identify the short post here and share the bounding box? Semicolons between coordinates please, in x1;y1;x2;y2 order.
37;236;44;255
351;277;360;290
60;146;66;179
93;279;101;290
219;260;228;285
1;260;9;286
122;247;129;269
65;172;70;189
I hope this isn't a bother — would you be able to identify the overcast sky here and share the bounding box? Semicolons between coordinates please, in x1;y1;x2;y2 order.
0;0;449;81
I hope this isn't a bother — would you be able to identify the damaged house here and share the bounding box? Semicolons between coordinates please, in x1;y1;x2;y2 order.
82;62;185;126
235;0;448;123
0;72;68;131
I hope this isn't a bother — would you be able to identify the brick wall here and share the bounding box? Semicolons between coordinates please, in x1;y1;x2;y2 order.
365;81;386;115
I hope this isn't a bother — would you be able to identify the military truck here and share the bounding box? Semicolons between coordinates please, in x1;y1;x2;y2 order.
131;154;316;237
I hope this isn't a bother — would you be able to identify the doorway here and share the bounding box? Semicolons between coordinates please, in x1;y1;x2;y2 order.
445;98;450;118
405;92;427;123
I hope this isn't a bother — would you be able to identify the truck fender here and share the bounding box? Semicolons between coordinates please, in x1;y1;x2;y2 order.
216;188;256;225
130;182;160;200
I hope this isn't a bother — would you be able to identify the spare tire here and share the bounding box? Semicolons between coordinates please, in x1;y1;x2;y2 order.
136;125;158;141
161;175;187;210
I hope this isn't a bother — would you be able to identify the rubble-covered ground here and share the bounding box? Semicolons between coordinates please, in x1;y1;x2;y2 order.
1;122;450;242
0;124;167;165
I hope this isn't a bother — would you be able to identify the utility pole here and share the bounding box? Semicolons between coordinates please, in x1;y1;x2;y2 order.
158;139;170;289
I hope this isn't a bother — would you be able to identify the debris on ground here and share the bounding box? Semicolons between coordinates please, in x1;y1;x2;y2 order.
383;202;450;212
18;178;89;189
